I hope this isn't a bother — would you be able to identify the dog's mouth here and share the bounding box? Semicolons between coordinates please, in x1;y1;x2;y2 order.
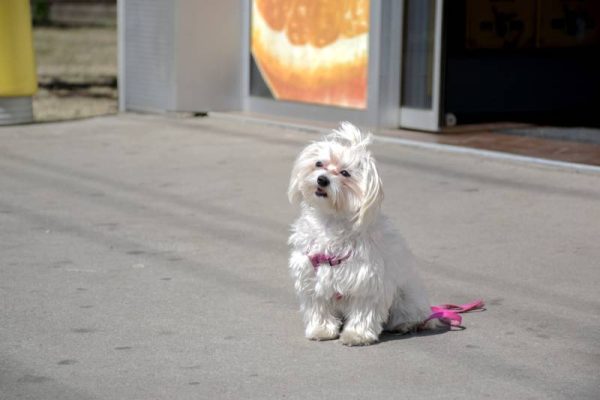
315;187;328;198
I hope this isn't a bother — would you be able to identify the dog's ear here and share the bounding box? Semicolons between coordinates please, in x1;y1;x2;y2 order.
288;143;318;205
355;156;383;228
288;159;303;205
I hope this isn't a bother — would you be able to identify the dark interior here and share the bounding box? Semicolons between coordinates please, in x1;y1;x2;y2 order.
443;0;600;127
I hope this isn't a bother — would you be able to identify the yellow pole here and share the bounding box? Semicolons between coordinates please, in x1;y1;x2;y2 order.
0;0;37;124
0;0;37;97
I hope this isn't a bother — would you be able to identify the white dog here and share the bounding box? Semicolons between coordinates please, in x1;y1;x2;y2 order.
288;122;436;346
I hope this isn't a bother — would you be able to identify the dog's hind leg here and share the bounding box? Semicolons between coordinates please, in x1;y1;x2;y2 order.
385;285;433;333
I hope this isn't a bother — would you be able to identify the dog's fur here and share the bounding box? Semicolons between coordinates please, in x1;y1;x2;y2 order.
288;122;435;346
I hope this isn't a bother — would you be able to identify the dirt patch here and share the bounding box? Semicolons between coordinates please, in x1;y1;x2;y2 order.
32;27;117;122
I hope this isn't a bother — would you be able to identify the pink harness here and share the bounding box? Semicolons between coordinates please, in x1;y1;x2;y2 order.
309;253;351;270
309;252;350;301
309;252;485;327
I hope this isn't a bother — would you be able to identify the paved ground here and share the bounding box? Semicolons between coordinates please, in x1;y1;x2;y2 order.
0;114;599;400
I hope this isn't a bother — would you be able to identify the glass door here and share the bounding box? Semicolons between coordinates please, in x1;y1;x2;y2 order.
398;0;444;131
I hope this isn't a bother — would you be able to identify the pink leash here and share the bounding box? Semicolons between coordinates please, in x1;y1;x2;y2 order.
426;299;485;327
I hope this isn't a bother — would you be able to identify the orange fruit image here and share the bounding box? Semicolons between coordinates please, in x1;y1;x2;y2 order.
251;0;369;109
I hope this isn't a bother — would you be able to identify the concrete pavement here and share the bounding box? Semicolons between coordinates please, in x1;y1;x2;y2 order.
1;114;599;399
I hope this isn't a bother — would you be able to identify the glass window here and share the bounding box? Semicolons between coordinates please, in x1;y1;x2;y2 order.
401;0;436;109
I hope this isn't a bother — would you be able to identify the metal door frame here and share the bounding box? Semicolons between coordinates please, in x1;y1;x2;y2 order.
397;0;444;131
241;0;387;128
239;0;445;131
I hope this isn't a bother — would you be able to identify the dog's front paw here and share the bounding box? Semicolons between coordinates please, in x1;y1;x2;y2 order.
305;323;340;341
339;329;378;346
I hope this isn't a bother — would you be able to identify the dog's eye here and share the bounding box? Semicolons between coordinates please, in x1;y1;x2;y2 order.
340;170;351;177
315;161;323;167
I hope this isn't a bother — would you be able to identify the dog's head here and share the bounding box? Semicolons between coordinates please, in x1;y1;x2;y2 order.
288;122;383;228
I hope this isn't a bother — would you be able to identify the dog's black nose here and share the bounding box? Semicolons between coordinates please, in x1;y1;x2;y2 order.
317;175;330;187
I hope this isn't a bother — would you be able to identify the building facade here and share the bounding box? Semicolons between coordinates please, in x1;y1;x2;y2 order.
119;0;600;131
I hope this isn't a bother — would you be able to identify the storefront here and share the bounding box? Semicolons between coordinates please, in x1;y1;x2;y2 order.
119;0;599;131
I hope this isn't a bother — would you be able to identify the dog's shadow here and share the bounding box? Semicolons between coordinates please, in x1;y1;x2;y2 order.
379;325;457;343
378;307;486;344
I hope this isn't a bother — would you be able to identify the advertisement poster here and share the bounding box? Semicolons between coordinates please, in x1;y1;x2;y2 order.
251;0;369;109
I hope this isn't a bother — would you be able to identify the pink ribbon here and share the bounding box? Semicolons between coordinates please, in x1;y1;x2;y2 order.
426;299;485;327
